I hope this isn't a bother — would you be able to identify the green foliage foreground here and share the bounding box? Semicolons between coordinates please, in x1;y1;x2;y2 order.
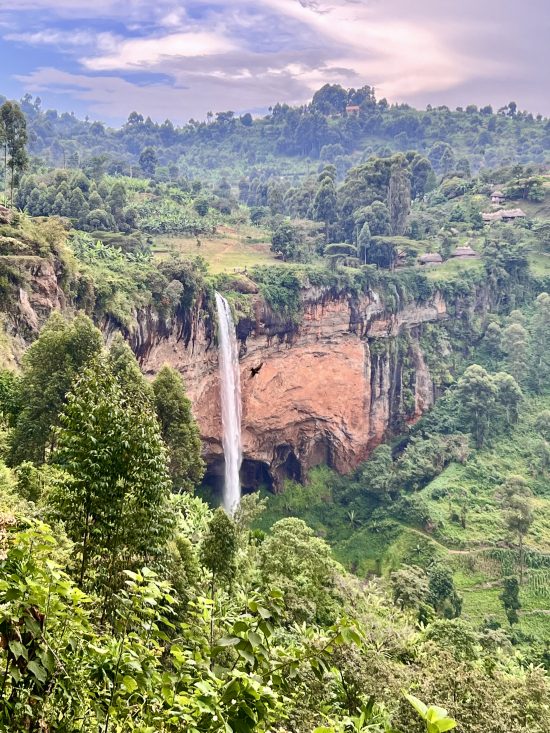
0;315;548;732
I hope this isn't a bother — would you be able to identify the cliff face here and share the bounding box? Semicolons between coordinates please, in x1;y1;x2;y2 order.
0;256;67;367
140;288;447;489
2;256;448;489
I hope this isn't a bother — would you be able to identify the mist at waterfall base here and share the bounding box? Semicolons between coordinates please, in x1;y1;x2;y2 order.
215;293;243;515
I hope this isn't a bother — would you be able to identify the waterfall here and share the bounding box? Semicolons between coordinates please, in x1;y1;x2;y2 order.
215;292;242;514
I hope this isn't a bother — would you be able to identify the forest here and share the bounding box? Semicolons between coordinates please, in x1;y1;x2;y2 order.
0;81;549;733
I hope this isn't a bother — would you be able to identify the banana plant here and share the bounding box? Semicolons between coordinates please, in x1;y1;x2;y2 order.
404;692;457;733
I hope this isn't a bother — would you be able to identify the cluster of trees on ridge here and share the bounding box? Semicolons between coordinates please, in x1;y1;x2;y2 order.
6;84;549;187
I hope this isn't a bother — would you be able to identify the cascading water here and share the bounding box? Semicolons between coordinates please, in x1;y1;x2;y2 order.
215;292;242;514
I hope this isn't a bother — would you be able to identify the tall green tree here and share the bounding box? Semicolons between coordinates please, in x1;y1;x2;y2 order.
357;222;371;264
427;565;462;619
153;365;205;493
49;354;173;609
387;158;411;235
455;365;497;448
493;372;522;427
497;475;533;585
9;314;103;465
501;322;528;384
500;577;521;625
139;146;157;177
313;177;337;243
260;517;337;624
0;101;28;206
107;333;153;401
529;292;550;393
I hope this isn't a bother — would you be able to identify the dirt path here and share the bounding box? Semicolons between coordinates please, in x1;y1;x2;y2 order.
400;525;494;555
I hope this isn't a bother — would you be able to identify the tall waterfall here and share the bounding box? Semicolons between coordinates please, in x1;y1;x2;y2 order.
215;292;242;514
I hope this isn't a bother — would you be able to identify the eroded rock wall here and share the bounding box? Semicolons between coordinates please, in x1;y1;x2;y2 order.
3;258;449;488
141;290;447;488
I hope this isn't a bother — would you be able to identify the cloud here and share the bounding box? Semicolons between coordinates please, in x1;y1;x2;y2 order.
82;31;237;71
3;0;549;121
5;28;118;51
16;63;319;124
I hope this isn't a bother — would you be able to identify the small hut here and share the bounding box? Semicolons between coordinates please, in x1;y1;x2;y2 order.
491;190;506;204
418;253;443;266
482;208;526;223
451;245;479;259
501;208;526;221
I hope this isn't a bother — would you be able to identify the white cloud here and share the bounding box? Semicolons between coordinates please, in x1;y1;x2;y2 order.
82;31;237;71
6;0;546;119
6;28;118;51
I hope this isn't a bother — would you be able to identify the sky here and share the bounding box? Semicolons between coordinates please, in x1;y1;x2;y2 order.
0;0;548;125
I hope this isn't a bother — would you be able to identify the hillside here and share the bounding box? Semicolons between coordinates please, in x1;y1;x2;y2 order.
13;86;550;185
0;85;550;733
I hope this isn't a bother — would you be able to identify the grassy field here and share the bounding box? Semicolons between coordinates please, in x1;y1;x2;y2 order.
424;257;484;282
153;224;282;273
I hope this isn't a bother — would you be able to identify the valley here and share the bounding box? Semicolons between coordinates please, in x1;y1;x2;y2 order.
0;82;549;732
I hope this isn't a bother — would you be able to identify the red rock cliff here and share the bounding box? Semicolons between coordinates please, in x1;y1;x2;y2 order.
141;289;447;489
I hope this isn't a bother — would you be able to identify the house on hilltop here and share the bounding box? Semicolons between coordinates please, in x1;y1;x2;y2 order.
345;105;361;116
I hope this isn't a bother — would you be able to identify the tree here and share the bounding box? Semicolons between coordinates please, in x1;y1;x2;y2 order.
200;507;238;588
497;475;533;584
500;577;521;625
529;292;550;393
390;564;431;617
428;141;455;174
311;83;348;115
260;517;337;624
313;177;337;243
153;365;205;493
362;201;391;236
356;444;393;499
194;197;209;217
535;410;550;441
139;147;157;177
50;354;173;610
410;155;434;199
357;222;371;264
86;208;112;230
493;372;522;427
271;221;302;261
9;314;103;465
0;101;28;206
324;242;358;269
107;333;153;401
501;322;528;384
455;365;497;448
483;322;503;366
428;565;462;619
387;158;411;235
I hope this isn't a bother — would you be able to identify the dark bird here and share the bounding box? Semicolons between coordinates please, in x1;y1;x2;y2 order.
249;362;264;378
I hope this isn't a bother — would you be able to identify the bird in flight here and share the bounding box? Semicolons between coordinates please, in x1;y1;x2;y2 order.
249;362;264;378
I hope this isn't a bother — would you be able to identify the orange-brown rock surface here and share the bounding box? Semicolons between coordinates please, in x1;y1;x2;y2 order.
142;290;447;488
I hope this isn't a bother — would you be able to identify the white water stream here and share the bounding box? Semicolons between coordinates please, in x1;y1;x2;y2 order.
215;292;242;514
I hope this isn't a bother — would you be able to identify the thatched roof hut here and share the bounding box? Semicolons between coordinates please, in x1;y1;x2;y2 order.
418;252;443;265
452;245;479;259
